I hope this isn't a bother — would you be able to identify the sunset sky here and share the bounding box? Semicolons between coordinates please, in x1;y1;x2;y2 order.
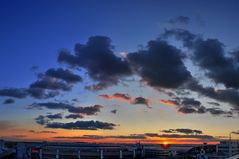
0;0;239;144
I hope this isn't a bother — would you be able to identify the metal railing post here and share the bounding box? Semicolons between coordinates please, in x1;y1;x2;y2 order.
120;150;123;159
39;149;42;159
100;149;103;159
78;150;81;159
56;149;59;159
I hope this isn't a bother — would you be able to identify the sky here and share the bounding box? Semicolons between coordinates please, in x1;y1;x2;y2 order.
0;0;239;144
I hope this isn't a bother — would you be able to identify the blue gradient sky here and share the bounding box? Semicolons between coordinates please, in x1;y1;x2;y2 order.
0;0;239;143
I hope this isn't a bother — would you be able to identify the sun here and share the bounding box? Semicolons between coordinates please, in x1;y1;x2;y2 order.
163;141;168;145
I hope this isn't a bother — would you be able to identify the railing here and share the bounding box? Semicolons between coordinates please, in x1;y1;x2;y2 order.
28;147;146;159
227;154;239;159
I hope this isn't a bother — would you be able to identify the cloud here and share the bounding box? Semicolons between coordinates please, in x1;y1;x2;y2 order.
45;68;82;83
35;113;63;125
132;97;152;107
161;128;203;134
128;39;191;89
232;131;239;135
58;36;132;90
35;115;50;125
163;28;239;89
158;99;178;106
158;96;233;116
67;105;103;115
98;93;151;107
46;113;63;120
30;76;72;91
98;93;132;103
3;98;15;104
0;88;28;98
207;102;220;106
29;102;103;116
29;130;57;134
156;134;215;139
110;109;117;114
27;88;59;99
185;79;239;112
0;87;59;99
45;120;117;130
65;114;84;119
168;16;190;25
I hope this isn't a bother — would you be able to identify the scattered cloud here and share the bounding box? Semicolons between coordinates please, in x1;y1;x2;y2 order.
110;109;117;114
98;93;132;103
29;102;103;116
29;130;57;134
65;114;84;119
99;93;151;107
0;88;28;98
45;68;82;83
30;76;72;91
161;128;203;134
45;120;117;130
58;36;132;90
3;98;15;104
158;99;178;106
35;113;63;125
128;39;191;89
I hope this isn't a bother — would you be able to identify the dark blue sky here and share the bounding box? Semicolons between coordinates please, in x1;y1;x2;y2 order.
1;0;239;87
1;0;239;142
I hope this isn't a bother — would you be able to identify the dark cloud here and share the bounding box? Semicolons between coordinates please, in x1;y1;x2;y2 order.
29;102;71;110
58;36;132;90
159;96;233;116
0;88;28;98
99;93;151;108
207;102;220;106
185;79;239;112
45;120;117;130
3;98;15;104
45;68;82;83
30;76;72;91
35;113;63;125
35;115;49;125
29;130;57;134
206;108;233;116
27;88;59;99
65;114;84;119
128;39;191;89
46;113;63;120
157;134;215;139
161;128;203;134
67;105;103;115
232;131;239;135
0;87;58;100
168;16;190;25
29;102;103;116
132;97;151;107
98;93;132;102
161;28;197;48
163;28;239;89
110;109;117;114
